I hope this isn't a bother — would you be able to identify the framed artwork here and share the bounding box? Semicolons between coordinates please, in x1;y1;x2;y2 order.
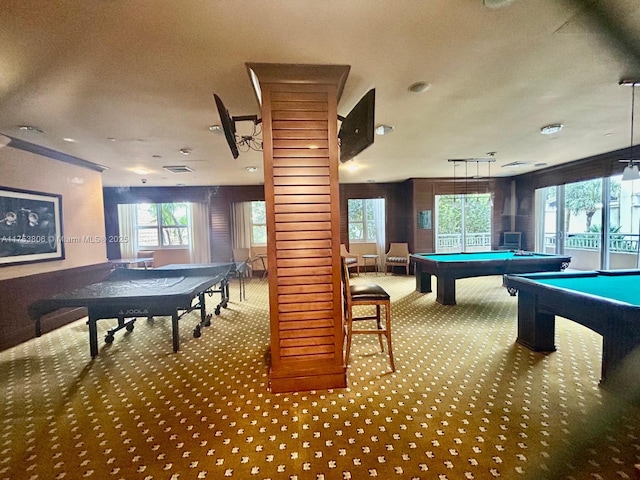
0;186;64;266
418;210;432;230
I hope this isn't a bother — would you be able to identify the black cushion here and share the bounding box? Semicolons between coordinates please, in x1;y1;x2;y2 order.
350;283;390;301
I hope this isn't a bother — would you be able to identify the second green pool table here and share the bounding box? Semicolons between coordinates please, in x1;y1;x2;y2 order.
503;269;640;389
411;251;571;305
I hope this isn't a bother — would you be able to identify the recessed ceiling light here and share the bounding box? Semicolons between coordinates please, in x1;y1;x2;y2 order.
152;154;162;158
534;162;548;167
62;137;76;142
107;137;117;142
246;166;258;172
133;168;149;175
375;125;394;135
408;81;431;93
209;125;221;132
540;124;563;135
179;148;192;155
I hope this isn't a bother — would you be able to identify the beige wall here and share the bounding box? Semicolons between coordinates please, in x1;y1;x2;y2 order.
145;248;190;268
348;242;377;266
0;146;107;280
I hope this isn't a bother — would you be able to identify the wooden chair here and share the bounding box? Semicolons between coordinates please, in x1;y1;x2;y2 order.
384;242;410;275
340;243;359;275
341;256;395;371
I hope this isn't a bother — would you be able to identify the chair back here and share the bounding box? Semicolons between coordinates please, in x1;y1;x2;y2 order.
340;244;350;257
340;256;351;302
340;255;395;371
232;248;251;263
386;242;409;257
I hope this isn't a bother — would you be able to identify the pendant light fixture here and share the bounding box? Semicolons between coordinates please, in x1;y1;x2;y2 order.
620;80;640;181
448;155;496;202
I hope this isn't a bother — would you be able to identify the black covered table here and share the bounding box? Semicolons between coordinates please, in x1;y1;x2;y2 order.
29;263;233;357
156;262;238;311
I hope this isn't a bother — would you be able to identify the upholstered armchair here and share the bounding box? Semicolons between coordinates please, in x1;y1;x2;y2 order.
384;242;410;275
340;244;359;275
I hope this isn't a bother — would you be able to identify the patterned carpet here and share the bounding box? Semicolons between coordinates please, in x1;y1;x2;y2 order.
1;272;639;480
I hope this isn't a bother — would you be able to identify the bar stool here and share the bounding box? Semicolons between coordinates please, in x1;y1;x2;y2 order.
340;256;395;371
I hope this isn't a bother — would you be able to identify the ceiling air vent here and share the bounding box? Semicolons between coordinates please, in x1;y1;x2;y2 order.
501;161;530;169
163;165;194;173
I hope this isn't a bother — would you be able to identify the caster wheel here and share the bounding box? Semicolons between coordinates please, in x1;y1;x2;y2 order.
193;326;202;338
203;314;212;327
105;334;114;344
126;323;135;332
222;301;228;309
215;307;221;315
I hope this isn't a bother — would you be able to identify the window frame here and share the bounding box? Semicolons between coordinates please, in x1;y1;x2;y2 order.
347;198;378;243
250;201;267;246
136;202;190;249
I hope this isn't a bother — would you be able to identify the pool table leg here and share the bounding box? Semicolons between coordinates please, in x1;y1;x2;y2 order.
415;268;432;294
515;291;556;352
600;334;637;388
436;276;457;306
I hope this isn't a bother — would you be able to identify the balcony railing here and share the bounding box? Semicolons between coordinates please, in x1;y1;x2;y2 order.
437;233;492;251
437;232;640;254
544;232;640;253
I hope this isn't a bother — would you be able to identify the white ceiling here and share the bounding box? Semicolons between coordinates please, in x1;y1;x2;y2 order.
1;0;639;187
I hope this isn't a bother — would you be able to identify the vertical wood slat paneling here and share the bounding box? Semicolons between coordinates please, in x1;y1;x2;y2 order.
271;91;333;363
268;88;340;358
250;63;348;392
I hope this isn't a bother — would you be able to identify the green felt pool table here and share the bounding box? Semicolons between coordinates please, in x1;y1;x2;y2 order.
411;251;572;305
503;269;640;389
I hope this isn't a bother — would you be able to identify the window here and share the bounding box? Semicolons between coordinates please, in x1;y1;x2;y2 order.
136;203;190;248
435;194;492;252
348;199;379;242
251;201;267;245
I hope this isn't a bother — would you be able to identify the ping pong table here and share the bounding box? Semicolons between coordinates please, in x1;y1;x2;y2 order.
29;263;233;357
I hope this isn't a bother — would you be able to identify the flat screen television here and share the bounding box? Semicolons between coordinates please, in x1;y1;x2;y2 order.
338;88;375;163
502;231;522;249
213;93;239;159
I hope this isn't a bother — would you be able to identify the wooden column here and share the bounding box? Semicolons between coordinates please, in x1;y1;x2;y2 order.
246;63;349;392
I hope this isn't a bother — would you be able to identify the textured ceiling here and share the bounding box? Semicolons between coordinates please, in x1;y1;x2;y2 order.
1;0;639;187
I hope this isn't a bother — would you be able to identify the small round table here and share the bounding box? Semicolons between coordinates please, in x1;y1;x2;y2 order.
362;254;379;275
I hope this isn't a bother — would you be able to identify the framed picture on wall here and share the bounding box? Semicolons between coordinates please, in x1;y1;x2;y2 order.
418;210;432;230
0;186;64;266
